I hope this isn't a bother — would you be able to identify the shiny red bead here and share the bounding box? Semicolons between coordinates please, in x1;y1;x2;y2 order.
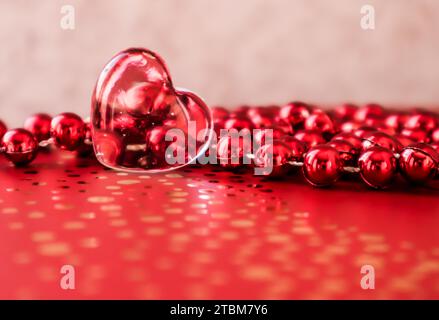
122;82;167;117
224;118;254;131
394;134;416;147
51;113;85;151
76;122;94;157
24;113;52;142
279;101;311;129
211;106;230;121
145;125;187;168
362;131;403;153
331;132;363;150
358;146;397;189
400;128;430;143
354;103;385;123
431;128;439;143
279;136;308;162
334;103;357;120
250;113;275;129
430;142;439;153
294;130;326;148
353;126;378;139
254;127;286;146
327;139;359;166
0;120;7;140
340;121;360;133
302;145;343;187
385;113;407;131
304;112;335;136
93;131;124;167
216;134;252;169
404;113;438;133
1;129;38;166
254;140;294;177
399;143;439;184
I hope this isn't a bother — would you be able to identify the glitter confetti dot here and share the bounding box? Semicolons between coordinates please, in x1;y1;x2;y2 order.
87;196;115;204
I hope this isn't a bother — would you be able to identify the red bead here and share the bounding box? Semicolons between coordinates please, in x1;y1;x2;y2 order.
400;128;430;143
76;122;94;157
358;146;397;189
304;112;335;135
93;131;124;167
122;82;166;117
279;101;311;129
214;118;226;136
0;120;7;140
279;136;308;162
211;106;229;120
51;113;85;151
254;140;294;177
250;113;275;129
331;132;363;150
431;128;439;142
24;113;52;142
399;143;439;184
112;113;148;144
404;113;437;133
339;121;360;133
216;134;252;169
431;142;439;153
224;118;254;131
145;126;187;168
394;134;416;147
354;103;385;122
327;139;359;166
254;127;286;146
294;130;326;148
273;119;294;135
353;126;377;139
385;113;407;132
362;131;403;153
1;129;38;166
334;103;358;120
302;145;343;187
231;105;250;118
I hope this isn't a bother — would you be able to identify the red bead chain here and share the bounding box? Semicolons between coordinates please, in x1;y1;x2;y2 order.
0;102;438;189
215;102;439;189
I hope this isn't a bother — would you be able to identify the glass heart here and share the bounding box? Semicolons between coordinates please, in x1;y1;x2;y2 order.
91;48;213;172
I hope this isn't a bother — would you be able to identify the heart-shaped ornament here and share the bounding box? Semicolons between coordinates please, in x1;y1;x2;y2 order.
91;48;213;172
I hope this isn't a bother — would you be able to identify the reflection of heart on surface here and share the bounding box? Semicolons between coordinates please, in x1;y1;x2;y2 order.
91;48;213;172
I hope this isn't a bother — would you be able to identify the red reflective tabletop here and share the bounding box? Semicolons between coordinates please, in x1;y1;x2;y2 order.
0;151;438;299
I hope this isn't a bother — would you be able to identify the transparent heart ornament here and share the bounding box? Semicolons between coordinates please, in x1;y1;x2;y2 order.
91;48;213;173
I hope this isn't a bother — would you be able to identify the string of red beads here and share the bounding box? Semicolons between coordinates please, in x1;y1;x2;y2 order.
0;112;87;166
214;102;439;189
0;102;438;189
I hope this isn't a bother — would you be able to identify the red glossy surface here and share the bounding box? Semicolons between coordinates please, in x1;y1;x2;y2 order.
0;151;438;299
91;48;212;173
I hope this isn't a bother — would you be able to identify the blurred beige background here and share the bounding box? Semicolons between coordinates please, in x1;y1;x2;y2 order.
0;0;439;126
